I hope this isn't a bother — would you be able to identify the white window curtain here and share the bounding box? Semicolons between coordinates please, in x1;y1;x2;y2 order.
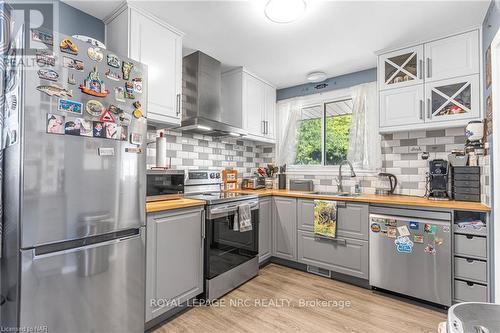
347;82;382;171
276;99;303;166
277;82;381;171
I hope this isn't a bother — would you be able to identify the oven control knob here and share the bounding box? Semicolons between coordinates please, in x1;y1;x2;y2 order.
216;173;220;178
210;173;215;179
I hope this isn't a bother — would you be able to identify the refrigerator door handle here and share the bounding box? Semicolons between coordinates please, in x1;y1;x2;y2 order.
32;228;143;259
369;213;450;225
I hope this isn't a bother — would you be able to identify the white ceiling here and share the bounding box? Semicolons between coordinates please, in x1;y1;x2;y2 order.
64;0;490;89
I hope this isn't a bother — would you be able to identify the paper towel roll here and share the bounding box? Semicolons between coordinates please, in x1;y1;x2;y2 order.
156;133;167;168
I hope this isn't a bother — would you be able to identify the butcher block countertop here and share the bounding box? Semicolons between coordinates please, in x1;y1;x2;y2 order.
230;189;491;212
146;198;206;213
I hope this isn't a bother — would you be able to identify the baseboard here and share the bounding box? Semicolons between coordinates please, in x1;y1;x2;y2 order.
270;256;370;289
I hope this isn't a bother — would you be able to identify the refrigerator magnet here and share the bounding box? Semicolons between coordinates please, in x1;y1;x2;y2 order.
130;132;142;145
119;126;128;141
46;113;65;134
370;223;381;233
80;67;110;97
105;123;118;139
424;244;436;255
86;100;105;117
63;56;84;72
397;225;410;237
119;112;131;126
80;119;93;137
442;225;450;233
413;234;424;243
64;117;81;136
124;82;135;99
68;74;76;85
387;227;397;238
105;69;121;81
36;50;56;67
87;47;104;62
60;38;78;55
98;147;115;156
93;121;105;138
114;87;126;102
107;104;123;114
31;29;53;45
132;101;143;119
122;61;134;80
409;221;419;230
395;236;413;254
132;78;142;93
424;224;437;234
125;147;143;154
58;98;82;115
107;54;121;68
434;236;444;246
37;84;73;98
37;69;59;82
99;110;115;123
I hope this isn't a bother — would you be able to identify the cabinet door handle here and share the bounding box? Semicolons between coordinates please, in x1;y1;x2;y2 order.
419;100;424;120
202;211;206;239
427;98;431;119
426;58;431;78
262;121;265;134
176;94;181;116
419;59;423;80
265;121;268;135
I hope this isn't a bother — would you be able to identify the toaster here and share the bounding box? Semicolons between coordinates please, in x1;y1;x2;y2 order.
241;177;266;190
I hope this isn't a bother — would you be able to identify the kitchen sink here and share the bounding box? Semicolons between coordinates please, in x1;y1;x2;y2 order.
310;191;361;197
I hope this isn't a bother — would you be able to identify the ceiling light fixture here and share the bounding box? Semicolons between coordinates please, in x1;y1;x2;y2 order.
265;0;306;24
306;71;327;83
196;125;212;131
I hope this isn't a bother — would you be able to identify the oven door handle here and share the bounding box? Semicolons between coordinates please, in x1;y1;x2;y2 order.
208;201;259;217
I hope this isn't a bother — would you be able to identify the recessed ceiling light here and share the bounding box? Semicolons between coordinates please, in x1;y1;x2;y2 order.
306;71;327;83
265;0;306;24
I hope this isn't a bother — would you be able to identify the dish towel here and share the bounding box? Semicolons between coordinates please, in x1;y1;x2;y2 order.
313;200;337;239
238;203;252;232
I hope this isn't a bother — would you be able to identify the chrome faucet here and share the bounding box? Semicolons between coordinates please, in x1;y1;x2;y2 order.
338;160;356;193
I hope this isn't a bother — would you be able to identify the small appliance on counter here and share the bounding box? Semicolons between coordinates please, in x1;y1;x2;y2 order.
278;164;287;190
426;159;450;200
465;120;485;155
289;179;314;192
375;173;397;195
146;169;185;202
241;176;266;190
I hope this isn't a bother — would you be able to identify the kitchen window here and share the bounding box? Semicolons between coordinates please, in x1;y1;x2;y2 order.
295;99;353;166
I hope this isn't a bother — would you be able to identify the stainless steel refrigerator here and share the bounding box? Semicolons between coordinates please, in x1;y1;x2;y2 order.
1;21;147;332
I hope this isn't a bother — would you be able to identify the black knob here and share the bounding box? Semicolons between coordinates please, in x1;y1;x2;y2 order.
216;173;220;178
210;173;215;179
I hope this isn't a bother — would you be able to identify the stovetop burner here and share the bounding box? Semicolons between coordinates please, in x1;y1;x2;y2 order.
186;191;258;205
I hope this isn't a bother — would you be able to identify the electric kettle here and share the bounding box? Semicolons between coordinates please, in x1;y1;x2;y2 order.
376;173;398;195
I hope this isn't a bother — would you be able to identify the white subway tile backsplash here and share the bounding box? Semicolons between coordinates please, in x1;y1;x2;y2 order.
445;127;465;136
393;131;409;139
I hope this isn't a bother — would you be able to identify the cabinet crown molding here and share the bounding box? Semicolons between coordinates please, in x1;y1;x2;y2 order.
104;1;185;37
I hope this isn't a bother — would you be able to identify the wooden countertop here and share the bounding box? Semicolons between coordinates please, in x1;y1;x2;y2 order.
146;198;206;213
230;189;491;212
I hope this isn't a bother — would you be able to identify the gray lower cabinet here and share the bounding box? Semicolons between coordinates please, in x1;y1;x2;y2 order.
145;207;204;322
272;197;298;261
259;197;273;263
297;230;369;279
297;199;369;240
297;199;369;279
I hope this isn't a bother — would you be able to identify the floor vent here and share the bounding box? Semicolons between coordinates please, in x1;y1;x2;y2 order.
307;265;331;278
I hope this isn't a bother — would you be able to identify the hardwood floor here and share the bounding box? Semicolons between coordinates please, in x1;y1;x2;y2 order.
154;264;446;333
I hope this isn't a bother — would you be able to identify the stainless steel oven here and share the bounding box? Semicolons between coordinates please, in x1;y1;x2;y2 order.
205;199;259;280
146;170;185;202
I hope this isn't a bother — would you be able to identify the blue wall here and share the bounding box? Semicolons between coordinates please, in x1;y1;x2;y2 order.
58;1;104;42
276;68;376;101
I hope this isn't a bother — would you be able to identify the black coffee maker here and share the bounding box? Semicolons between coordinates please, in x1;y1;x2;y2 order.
427;159;450;200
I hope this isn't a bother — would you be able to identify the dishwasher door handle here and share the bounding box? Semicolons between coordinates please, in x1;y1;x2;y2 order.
369;213;451;226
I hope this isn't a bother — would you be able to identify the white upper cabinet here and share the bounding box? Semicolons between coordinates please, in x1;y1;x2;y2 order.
221;68;276;143
105;4;183;128
377;29;481;133
380;85;424;128
378;45;424;90
424;30;479;82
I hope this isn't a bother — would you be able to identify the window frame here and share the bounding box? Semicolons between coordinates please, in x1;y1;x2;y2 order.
293;97;353;168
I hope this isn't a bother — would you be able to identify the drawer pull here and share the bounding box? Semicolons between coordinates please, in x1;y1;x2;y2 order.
466;235;474;239
466;258;474;263
314;235;347;245
466;281;474;287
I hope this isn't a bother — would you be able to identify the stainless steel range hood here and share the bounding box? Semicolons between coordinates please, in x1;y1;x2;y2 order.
178;51;247;136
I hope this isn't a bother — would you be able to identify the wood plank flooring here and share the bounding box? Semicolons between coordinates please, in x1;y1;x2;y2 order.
154;264;446;333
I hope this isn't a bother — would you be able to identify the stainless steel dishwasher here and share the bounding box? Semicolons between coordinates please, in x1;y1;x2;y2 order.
369;206;452;306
